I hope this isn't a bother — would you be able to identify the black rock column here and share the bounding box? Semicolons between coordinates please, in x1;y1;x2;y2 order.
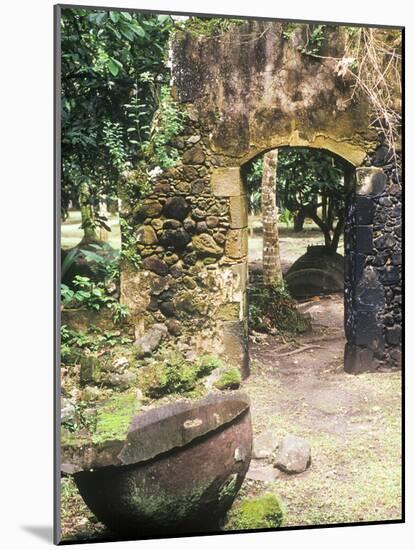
344;167;390;373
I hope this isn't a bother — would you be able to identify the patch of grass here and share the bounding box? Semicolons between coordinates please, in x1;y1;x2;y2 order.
240;367;402;527
225;493;284;530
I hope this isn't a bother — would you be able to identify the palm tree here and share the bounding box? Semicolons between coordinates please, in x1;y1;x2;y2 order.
261;149;282;285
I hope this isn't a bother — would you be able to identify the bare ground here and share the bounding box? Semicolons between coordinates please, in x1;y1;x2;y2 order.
236;293;402;527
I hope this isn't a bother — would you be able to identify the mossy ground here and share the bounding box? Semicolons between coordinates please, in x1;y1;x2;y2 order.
225;493;283;530
92;392;140;444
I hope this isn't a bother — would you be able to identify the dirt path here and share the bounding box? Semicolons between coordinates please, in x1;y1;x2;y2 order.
238;293;402;527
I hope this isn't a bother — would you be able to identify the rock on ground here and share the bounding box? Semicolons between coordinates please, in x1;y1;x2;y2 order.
274;435;311;474
134;324;167;357
252;429;279;459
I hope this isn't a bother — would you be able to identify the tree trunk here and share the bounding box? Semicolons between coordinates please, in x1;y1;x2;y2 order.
261;150;283;285
79;181;98;243
294;210;305;232
99;200;110;242
331;213;344;253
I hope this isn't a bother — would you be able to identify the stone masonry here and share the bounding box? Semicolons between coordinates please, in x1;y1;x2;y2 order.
119;21;402;375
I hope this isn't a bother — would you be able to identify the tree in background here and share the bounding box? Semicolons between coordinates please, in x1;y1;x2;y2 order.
60;8;173;237
247;148;345;253
261;150;283;285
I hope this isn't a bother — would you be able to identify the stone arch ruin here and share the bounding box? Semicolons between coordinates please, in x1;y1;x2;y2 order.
120;21;402;375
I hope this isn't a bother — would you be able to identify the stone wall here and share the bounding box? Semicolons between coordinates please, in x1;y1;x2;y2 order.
344;148;402;372
119;21;402;374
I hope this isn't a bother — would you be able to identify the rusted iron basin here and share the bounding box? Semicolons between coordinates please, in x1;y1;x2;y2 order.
64;392;252;537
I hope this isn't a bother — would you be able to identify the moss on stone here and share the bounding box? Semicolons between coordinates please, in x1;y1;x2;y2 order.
225;494;284;530
138;351;199;398
196;353;225;376
138;351;237;398
92;392;140;444
214;367;241;390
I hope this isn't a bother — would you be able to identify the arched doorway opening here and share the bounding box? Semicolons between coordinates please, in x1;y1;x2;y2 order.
239;146;356;370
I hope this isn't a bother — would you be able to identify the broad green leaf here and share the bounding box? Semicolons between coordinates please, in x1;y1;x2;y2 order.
107;58;121;76
131;24;145;38
109;11;120;23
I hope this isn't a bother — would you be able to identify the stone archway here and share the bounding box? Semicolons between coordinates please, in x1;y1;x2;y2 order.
120;21;402;375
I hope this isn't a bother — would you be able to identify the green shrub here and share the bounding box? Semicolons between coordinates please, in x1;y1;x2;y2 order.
225;494;284;530
249;283;311;334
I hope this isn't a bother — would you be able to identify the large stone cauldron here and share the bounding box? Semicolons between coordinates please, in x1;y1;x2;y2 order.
285;245;344;298
62;392;252;537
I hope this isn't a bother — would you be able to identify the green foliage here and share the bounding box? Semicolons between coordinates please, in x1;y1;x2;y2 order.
282;23;298;40
246;157;263;215
249;283;311;334
62;242;119;282
245;148;345;246
61;8;173;215
61;275;129;322
300;25;326;56
226;494;284;530
146;86;186;169
196;354;225;376
183;16;244;36
61;275;112;311
214;367;241;390
281;23;325;56
119;218;141;269
279;207;293;228
61;325;133;362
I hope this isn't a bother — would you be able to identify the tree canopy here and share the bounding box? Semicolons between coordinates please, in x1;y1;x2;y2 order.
60;8;173;218
246;148;346;250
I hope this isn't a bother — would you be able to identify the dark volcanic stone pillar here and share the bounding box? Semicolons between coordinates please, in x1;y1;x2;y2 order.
344;160;402;373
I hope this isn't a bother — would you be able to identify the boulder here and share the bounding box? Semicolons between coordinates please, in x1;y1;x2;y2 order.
134;324;167;357
108;371;137;391
61;398;76;424
141;256;169;276
182;144;205;164
159;228;191;250
136;225;158;245
163;196;190;220
274;435;311;474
